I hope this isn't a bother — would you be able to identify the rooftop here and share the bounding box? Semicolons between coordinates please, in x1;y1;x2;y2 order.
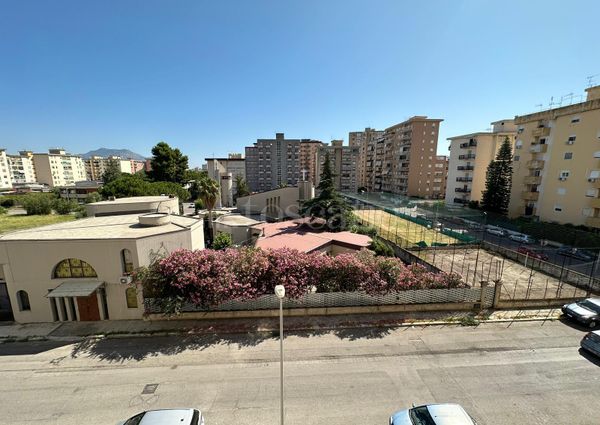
0;214;201;241
252;220;371;253
88;195;176;205
215;214;262;227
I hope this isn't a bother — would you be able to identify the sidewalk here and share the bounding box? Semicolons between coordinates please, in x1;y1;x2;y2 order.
0;308;562;342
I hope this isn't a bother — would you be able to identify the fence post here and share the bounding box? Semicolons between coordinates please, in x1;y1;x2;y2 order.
480;281;489;309
493;280;503;308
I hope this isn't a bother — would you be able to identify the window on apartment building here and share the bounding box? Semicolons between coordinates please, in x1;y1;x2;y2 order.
557;188;566;195
559;170;570;179
571;117;580;123
515;140;523;149
16;290;31;311
567;135;576;143
582;208;594;217
514;155;520;161
554;205;563;212
564;152;573;160
586;189;598;197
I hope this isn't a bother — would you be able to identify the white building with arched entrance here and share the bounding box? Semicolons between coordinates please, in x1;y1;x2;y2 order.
0;212;204;323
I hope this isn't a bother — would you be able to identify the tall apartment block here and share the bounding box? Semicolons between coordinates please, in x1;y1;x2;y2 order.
245;133;321;193
0;150;12;190
509;85;600;229
7;151;37;185
316;140;360;192
32;149;87;187
299;140;323;184
84;156;134;180
205;154;246;207
349;116;444;198
349;127;383;190
446;120;517;206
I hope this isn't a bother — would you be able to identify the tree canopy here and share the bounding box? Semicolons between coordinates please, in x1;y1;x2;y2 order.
481;137;513;215
101;159;122;184
99;173;189;201
300;152;352;231
148;142;189;184
234;175;250;200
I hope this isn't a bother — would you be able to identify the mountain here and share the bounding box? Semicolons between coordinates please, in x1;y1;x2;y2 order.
81;148;147;161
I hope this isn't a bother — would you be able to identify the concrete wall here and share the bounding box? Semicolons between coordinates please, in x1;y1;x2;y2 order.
86;197;179;217
237;186;304;219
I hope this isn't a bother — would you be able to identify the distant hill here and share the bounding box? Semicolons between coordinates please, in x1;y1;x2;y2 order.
81;148;147;161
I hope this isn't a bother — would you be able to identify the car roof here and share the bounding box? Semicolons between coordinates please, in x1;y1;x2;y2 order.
424;404;475;425
585;298;600;307
140;409;196;425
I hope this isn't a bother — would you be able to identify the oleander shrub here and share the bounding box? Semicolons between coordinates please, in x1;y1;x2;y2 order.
135;247;466;315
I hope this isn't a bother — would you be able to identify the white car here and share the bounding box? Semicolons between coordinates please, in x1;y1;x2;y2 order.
509;234;533;244
390;403;477;425
485;227;505;237
119;409;204;425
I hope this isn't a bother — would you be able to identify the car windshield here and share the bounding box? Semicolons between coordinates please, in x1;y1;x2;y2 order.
579;300;600;313
124;413;145;425
191;409;200;425
409;406;436;425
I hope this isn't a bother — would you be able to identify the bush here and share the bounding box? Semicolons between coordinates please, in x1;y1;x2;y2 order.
368;239;395;257
0;198;15;208
21;193;53;215
351;224;377;237
0;206;7;215
136;248;467;315
212;232;233;250
53;199;78;215
84;192;103;204
194;199;204;214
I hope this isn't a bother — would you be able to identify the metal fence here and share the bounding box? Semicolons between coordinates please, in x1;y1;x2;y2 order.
145;287;494;314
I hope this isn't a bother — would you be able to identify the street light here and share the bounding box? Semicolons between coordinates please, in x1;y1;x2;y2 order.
274;284;286;425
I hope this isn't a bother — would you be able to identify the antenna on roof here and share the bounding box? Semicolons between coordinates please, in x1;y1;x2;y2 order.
561;93;574;105
586;74;599;88
535;103;543;111
548;96;556;109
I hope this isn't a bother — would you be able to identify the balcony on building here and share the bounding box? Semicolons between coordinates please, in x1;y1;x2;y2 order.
594;151;600;159
458;154;476;160
455;187;471;193
526;160;545;169
453;197;468;205
521;191;540;201
457;165;474;171
529;144;548;153
459;140;477;149
523;176;542;185
590;198;600;209
532;127;551;137
585;216;600;229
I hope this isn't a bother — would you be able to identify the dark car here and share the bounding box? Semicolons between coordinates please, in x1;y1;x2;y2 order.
557;247;596;262
581;330;600;357
517;247;548;261
562;298;600;328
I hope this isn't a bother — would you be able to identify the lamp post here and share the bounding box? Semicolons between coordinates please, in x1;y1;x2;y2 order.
274;284;286;425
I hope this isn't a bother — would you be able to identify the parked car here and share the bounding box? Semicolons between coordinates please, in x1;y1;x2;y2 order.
562;298;600;328
485;227;505;237
390;403;477;425
509;233;534;244
119;409;204;425
517;247;548;261
581;330;600;357
557;247;596;262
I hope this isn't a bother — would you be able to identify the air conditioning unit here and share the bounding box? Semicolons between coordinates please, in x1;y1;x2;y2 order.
566;140;575;145
559;177;567;181
119;276;133;284
588;178;597;183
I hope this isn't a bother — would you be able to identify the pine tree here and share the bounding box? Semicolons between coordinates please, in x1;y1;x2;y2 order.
300;153;352;231
481;137;513;215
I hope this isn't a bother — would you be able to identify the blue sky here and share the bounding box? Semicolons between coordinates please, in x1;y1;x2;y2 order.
1;0;599;167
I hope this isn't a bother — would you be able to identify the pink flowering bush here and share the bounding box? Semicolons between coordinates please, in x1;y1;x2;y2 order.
136;247;466;314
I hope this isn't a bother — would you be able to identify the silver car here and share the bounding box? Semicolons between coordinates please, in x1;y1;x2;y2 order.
119;408;204;425
390;403;477;425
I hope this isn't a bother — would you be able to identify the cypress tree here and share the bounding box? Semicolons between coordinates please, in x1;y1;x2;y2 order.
481;137;513;215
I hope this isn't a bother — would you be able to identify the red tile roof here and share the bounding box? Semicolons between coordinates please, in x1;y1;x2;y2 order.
252;220;372;253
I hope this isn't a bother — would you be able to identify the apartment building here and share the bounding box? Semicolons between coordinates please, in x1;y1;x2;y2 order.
7;151;37;185
245;133;321;193
316;140;360;192
32;149;87;187
349;127;384;190
0;150;12;190
431;155;449;199
299;140;323;184
509;85;600;229
349;116;444;198
205;154;246;207
446;120;517;206
84;156;134;181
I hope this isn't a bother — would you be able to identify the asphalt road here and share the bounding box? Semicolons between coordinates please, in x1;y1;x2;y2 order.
1;320;599;425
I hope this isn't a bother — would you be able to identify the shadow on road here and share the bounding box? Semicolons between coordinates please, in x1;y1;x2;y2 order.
0;340;73;356
579;348;600;367
69;325;396;362
558;317;598;333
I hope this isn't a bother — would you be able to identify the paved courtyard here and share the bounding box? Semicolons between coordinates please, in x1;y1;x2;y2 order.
414;247;589;299
0;320;598;425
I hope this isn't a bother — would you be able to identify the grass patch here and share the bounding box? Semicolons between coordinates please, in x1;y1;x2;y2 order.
353;209;458;247
0;214;75;235
459;315;480;327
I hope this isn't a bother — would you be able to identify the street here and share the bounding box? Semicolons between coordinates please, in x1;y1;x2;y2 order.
1;320;599;425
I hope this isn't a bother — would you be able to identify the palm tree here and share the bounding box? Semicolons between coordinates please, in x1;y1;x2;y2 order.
198;177;220;243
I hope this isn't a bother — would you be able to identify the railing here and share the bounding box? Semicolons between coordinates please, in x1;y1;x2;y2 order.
456;177;473;182
523;176;542;185
455;187;471;193
458;154;476;160
526;160;545;169
520;191;539;201
457;165;474;171
532;127;551;137
529;144;548;153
